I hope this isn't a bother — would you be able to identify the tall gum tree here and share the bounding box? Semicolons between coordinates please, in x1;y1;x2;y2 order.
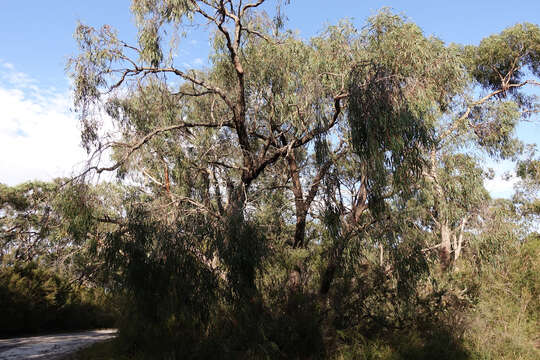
67;2;465;295
67;1;538;316
69;1;351;298
424;23;540;267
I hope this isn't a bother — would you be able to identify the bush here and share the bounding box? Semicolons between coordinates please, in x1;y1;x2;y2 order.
0;261;116;337
465;234;540;359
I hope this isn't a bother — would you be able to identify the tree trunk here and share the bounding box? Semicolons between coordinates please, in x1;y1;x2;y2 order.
439;222;452;268
286;150;308;248
319;183;367;296
454;217;467;262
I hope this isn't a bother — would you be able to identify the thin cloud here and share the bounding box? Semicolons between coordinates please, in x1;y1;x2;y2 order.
0;62;87;185
2;62;14;70
484;174;518;199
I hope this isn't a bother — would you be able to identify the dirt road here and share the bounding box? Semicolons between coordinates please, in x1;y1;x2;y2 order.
0;329;117;360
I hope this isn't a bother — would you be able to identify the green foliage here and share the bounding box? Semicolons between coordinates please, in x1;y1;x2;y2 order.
514;146;540;225
465;234;540;360
348;62;433;213
438;154;489;219
517;155;540;183
348;11;465;214
332;330;469;360
469;100;523;159
466;23;540;92
69;23;123;152
0;181;58;261
57;2;540;359
0;261;116;337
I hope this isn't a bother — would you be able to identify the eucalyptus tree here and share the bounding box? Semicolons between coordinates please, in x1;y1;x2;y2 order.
0;179;125;285
69;0;464;289
66;1;540;357
412;154;490;266
70;1;350;297
421;23;540;266
0;181;58;263
296;16;468;306
514;145;540;227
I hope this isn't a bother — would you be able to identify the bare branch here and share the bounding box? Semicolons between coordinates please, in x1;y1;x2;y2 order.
441;79;539;141
240;0;265;17
80;120;231;177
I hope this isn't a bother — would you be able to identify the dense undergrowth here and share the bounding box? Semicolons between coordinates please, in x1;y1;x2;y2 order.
464;234;540;360
0;261;116;337
69;231;537;360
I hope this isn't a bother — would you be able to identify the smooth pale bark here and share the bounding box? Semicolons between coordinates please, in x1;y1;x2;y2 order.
428;150;454;268
439;222;452;268
454;217;467;261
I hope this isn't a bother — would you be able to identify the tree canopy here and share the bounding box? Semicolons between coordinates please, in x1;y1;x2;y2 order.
1;1;539;359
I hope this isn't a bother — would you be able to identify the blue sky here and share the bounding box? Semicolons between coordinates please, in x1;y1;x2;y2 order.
1;0;539;196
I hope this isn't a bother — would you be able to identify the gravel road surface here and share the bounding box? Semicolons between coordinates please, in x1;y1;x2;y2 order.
0;329;117;360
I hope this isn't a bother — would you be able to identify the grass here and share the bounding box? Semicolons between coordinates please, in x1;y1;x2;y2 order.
60;339;126;360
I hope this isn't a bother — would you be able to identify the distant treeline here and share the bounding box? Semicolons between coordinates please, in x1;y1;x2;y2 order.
0;261;116;337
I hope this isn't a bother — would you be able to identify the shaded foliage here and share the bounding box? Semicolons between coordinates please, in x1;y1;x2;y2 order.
4;1;538;360
0;261;115;337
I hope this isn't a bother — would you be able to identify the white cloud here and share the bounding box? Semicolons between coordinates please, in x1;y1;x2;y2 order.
484;174;518;199
0;62;87;185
